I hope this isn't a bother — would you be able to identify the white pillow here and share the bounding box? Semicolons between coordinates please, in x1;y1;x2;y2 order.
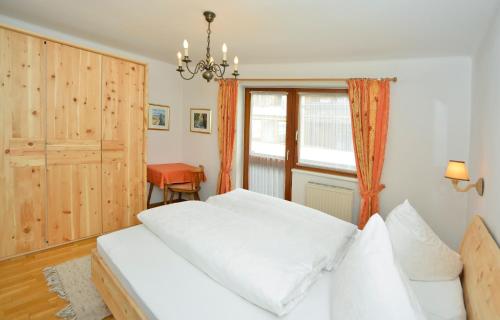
385;200;462;281
330;214;426;320
396;262;427;320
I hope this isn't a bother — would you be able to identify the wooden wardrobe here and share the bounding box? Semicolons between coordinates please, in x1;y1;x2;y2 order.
0;26;148;259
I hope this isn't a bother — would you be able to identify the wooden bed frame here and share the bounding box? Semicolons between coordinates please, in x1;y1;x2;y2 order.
460;215;500;320
91;215;499;320
91;251;147;319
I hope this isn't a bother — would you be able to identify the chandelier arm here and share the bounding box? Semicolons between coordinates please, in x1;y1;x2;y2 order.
184;60;201;75
212;64;220;78
213;64;225;79
220;64;226;78
196;60;207;73
183;60;195;75
178;68;197;80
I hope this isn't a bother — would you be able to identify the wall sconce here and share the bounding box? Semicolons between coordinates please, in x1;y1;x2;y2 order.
444;160;484;196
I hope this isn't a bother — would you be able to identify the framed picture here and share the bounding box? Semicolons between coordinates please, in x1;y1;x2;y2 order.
148;103;170;130
190;108;212;134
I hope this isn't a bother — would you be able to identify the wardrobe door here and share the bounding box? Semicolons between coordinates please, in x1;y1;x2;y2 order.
45;42;102;245
101;56;145;233
0;29;47;257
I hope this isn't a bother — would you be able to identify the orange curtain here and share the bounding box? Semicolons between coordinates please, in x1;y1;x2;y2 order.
216;79;239;194
347;79;390;229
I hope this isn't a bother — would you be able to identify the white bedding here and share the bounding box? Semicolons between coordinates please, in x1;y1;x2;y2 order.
385;200;463;281
410;279;466;320
97;225;332;320
97;225;467;320
330;215;426;320
137;200;355;316
206;188;357;270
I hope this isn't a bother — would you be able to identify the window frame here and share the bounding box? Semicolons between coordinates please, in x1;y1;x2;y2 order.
243;87;357;201
244;88;295;200
293;88;357;178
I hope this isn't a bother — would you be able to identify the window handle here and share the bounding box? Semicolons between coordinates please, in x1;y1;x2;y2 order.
286;150;290;161
295;130;299;142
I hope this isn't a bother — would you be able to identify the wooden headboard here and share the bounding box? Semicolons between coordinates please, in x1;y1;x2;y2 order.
460;215;500;320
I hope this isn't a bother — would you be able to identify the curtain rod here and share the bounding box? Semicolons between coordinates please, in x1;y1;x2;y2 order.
216;77;397;82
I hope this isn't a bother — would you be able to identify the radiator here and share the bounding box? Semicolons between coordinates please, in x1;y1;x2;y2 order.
305;182;354;223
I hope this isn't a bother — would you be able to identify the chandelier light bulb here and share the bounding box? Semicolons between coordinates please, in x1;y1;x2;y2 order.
222;43;228;61
177;51;182;66
234;56;239;71
183;40;189;56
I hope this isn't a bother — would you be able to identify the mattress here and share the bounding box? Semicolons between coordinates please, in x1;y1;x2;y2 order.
97;225;332;320
410;279;467;320
97;224;466;320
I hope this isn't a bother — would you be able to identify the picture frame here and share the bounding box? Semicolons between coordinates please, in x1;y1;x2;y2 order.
148;103;170;131
190;108;212;134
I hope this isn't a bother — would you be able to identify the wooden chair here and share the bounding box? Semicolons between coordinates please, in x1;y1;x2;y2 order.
167;165;204;202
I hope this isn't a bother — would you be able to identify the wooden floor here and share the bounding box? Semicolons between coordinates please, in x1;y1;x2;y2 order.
0;238;112;320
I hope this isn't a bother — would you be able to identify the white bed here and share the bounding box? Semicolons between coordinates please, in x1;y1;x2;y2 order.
97;224;466;320
97;225;332;320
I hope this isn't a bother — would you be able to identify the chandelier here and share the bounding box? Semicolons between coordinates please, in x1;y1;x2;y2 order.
176;11;239;82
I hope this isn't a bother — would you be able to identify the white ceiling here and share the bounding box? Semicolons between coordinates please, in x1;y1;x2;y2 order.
1;0;499;64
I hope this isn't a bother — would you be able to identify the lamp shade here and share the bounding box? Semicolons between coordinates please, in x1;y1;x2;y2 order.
445;160;470;181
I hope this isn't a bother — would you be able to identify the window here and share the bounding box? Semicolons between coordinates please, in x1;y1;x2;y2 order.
297;92;356;172
244;88;356;201
247;91;288;198
249;92;287;159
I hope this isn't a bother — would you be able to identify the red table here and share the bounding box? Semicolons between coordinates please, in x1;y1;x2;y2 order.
147;163;206;207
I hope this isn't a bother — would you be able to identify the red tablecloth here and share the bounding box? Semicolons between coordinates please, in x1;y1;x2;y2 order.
147;163;206;189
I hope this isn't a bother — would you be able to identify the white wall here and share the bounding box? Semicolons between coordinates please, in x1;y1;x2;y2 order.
468;8;500;242
0;15;184;203
180;80;220;200
182;57;472;249
146;62;184;203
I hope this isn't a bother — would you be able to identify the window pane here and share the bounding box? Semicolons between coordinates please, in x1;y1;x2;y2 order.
250;92;287;159
298;92;356;172
248;92;287;198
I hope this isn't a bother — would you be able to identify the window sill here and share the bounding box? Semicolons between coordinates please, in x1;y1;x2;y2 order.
294;164;357;178
291;168;358;183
